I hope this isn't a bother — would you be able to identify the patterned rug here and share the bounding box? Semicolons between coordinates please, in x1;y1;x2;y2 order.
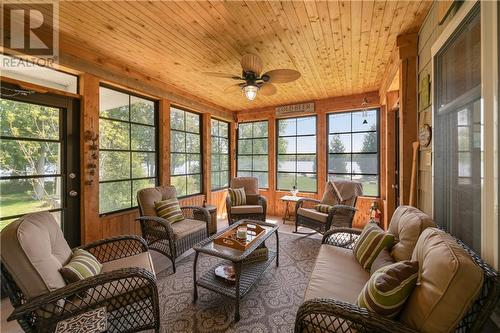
155;232;321;333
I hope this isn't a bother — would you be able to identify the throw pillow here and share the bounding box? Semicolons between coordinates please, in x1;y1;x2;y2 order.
60;249;102;284
354;222;394;270
155;198;184;224
320;181;343;206
357;261;419;318
315;204;334;213
229;188;246;206
370;248;396;275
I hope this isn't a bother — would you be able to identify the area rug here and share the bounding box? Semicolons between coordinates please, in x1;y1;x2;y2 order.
155;232;321;333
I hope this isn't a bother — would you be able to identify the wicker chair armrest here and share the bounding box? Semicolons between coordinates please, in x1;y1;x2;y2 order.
296;198;321;210
181;206;210;224
76;235;148;263
8;267;157;323
294;298;417;333
258;195;267;209
322;227;362;249
225;195;232;208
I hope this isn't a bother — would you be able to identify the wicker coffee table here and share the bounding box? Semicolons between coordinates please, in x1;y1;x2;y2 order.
192;220;279;321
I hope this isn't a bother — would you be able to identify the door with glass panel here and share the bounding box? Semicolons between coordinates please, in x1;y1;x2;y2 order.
433;4;481;252
0;86;80;246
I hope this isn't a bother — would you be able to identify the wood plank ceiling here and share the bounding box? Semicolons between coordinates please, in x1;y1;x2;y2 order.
57;1;432;111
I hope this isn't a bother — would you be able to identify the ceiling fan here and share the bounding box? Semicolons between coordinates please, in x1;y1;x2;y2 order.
203;54;301;101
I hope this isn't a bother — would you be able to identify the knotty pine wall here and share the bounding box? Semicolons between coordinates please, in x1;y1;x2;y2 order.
236;92;385;230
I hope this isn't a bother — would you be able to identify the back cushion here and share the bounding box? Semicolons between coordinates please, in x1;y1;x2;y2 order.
0;211;72;299
388;205;435;261
400;228;484;333
137;186;178;216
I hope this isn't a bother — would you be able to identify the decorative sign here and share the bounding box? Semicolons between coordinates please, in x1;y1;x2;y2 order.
419;123;432;147
276;102;314;116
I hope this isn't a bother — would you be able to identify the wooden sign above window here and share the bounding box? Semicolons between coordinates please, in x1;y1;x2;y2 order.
275;102;314;117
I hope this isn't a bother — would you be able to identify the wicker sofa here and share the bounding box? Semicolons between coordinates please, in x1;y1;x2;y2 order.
295;206;500;333
1;211;160;333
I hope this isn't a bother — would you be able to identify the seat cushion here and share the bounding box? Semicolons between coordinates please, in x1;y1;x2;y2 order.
0;211;72;299
400;228;484;333
388;205;435;261
305;245;369;303
101;251;155;276
154;198;184;224
170;218;206;240
320;181;342;206
297;207;328;223
230;205;263;214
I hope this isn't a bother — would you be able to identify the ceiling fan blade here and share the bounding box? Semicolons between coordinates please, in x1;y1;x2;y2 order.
224;83;242;93
241;54;263;75
259;83;277;96
264;69;301;83
202;72;242;80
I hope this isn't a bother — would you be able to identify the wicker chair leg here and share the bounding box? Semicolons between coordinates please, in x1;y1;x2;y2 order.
172;259;176;274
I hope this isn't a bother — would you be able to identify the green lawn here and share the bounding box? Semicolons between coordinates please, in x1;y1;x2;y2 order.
0;193;46;231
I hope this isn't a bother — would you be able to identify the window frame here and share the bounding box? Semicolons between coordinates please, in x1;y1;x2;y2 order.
98;84;159;216
210;118;230;191
326;108;380;197
169;106;203;198
276;115;318;193
236;120;269;189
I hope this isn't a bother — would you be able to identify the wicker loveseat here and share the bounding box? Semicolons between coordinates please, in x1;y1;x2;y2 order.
295;206;500;333
1;211;160;333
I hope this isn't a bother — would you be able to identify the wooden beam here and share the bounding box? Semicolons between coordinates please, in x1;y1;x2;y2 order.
79;73;101;243
159;99;170;186
202;113;211;203
384;90;399;228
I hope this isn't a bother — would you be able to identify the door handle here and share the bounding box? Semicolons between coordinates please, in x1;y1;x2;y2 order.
69;190;78;197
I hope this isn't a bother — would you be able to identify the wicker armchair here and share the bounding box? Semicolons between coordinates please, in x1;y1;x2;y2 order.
226;177;267;225
294;228;500;333
136;185;210;273
1;211;160;333
295;180;362;234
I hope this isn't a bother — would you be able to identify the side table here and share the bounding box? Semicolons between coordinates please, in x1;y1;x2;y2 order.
203;204;217;235
280;195;305;224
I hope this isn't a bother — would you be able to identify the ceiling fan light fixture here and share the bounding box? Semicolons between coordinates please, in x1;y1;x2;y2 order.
243;84;259;101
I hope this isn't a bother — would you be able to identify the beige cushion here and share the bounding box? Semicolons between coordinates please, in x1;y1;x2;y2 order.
400;228;484;333
230;177;259;195
230;205;263;215
320;181;342;206
370;248;395;275
388;205;435;261
137;185;178;217
102;252;155;276
297;207;328;223
171;218;206;240
334;180;363;207
305;245;369;303
245;194;260;205
0;211;72;299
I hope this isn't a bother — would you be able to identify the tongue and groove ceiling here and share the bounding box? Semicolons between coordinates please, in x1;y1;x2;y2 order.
57;1;432;111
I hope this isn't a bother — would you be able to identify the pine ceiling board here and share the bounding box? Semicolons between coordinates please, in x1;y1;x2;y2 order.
53;1;433;111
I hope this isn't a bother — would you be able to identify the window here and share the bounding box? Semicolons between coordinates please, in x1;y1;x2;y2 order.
237;121;269;188
277;116;317;192
211;119;230;190
327;109;379;196
99;86;158;214
170;107;202;197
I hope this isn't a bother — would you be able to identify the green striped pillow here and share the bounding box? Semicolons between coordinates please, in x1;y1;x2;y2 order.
315;204;334;213
60;249;102;284
354;222;394;270
357;261;419;318
155;198;184;224
229;187;246;206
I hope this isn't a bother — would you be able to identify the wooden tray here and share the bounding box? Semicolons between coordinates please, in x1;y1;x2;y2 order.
214;222;266;251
